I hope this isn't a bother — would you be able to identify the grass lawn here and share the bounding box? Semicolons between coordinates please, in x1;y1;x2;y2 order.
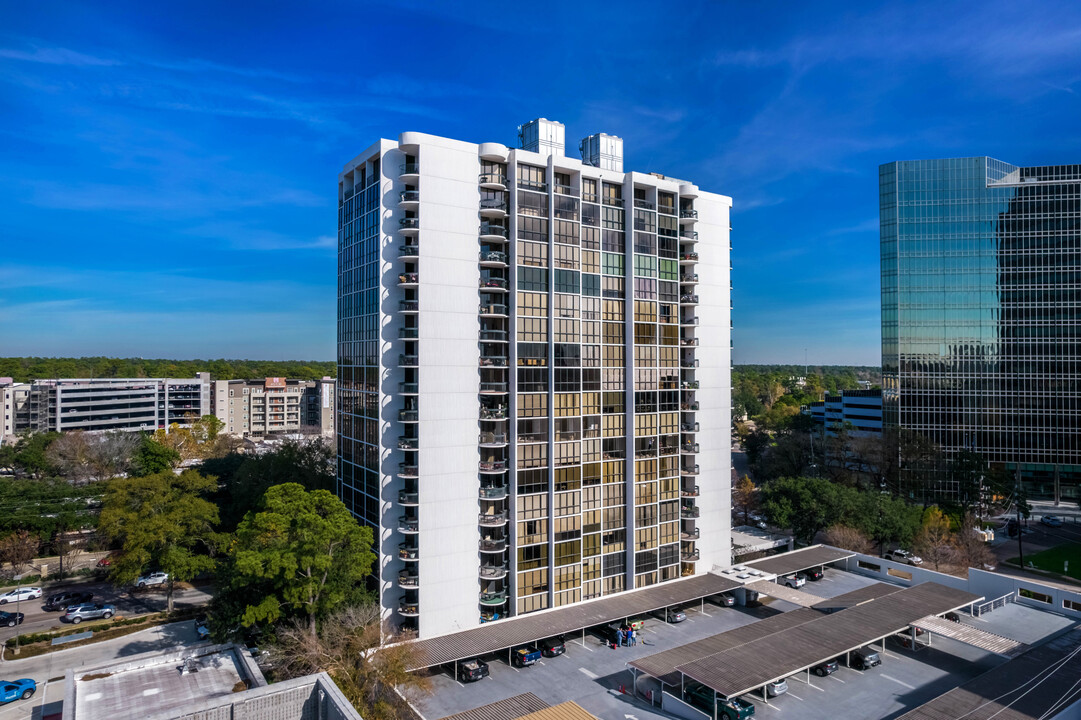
1008;542;1081;581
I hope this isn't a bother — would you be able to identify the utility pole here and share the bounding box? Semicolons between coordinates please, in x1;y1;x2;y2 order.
1016;472;1024;569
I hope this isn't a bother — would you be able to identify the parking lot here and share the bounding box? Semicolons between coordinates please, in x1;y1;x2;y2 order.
408;570;1078;720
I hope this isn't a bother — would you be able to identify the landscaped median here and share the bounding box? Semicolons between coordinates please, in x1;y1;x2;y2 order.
3;607;202;659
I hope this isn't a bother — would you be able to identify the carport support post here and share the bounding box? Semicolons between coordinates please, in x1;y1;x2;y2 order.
806;668;811;685
581;628;586;647
911;626;916;649
881;637;886;652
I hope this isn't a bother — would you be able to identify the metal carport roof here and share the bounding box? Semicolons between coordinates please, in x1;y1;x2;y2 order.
406;572;739;669
911;615;1030;657
743;544;854;576
746;579;824;607
676;582;982;699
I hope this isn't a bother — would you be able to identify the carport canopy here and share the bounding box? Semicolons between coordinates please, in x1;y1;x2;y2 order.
405;572;740;670
745;579;823;607
675;581;982;700
910;615;1030;657
742;544;854;577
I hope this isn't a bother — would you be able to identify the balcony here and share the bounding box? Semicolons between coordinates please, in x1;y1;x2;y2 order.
479;172;507;189
681;316;700;326
602;195;624;208
398;516;419;534
398;243;420;258
681;527;701;541
682;381;700;390
479;224;508;240
682;443;700;454
479;329;508;343
681;484;700;497
480;278;508;291
398;490;419;505
398;571;419;588
681;549;701;562
398;600;420;616
398;409;419;422
680;232;699;243
479;250;508;266
399;382;419;394
398;543;419;560
398;463;419;478
399;190;420;207
398;436;419;450
634;198;655;210
680;273;699;284
681;337;699;346
479;591;508;606
681;505;700;519
479;485;508;500
479;538;507;553
400;162;420;177
680;208;698;220
479;382;508;394
682;464;701;476
479;564;508;580
398;354;419;367
398;272;419;287
399;327;419;339
479;460;507;473
659;444;678;456
682;423;700;434
478;511;508;527
480;198;508;217
399;300;419;313
399;217;420;234
681;401;700;411
680;295;699;305
681;359;699;368
480;407;507;420
479;355;508;367
479;303;508;317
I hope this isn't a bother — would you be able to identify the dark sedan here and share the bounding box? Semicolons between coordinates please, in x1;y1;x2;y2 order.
805;567;825;581
43;591;94;612
813;659;839;676
0;611;24;627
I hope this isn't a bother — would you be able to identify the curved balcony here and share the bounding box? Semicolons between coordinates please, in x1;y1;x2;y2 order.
398;571;419;588
479;250;508;266
398;490;419;505
399;382;419;394
680;295;699;305
478;511;508;527
681;549;701;562
681;505;700;519
399;327;419;339
680;208;699;222
399;190;420;208
398;600;420;617
479;382;508;395
682;464;701;476
681;401;700;411
681;527;701;541
398;409;419;422
479;460;507;474
479;433;508;448
479;538;507;553
479;591;508;606
398;354;419;368
400;162;420;178
479;198;508;218
479;303;508;317
399;300;419;313
480;407;507;420
398;436;419;450
479;329;508;343
398;243;420;259
681;316;700;326
398;272;419;287
398;543;419;561
681;484;700;497
398;516;419;534
680;252;699;264
398;463;419;478
479;224;508;241
480;278;508;292
682;422;700;432
479;172;507;190
479;355;508;368
680;273;699;285
680;232;699;243
479;485;508;500
479;564;508;580
399;217;420;235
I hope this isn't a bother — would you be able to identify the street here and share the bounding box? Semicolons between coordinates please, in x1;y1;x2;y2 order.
0;581;213;644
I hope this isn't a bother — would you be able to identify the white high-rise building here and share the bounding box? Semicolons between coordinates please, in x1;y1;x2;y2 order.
337;119;732;638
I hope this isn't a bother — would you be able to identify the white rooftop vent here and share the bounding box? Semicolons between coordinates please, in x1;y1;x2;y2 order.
518;118;565;157
580;133;623;172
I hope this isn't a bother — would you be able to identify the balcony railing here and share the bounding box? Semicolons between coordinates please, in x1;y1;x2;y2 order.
398;463;419;477
681;338;699;346
480;224;508;237
682;443;700;453
682;484;700;496
681;549;701;562
680;295;699;304
398;437;419;450
603;195;624;208
682;381;700;390
479;485;507;499
398;516;419;533
479;172;507;186
479;303;508;315
479;538;507;552
682;527;700;540
398;543;418;560
399;409;419;422
398;572;419;588
681;401;700;411
680;209;698;219
681;359;699;368
480;278;507;290
480;198;508;212
479;564;508;579
480;250;508;264
518;179;547;192
479;330;507;343
681;316;700;325
398;600;420;616
399;382;419;394
681;505;700;519
478;511;508;526
479;382;508;393
479;591;507;605
398;273;419;285
681;273;699;283
399;354;419;367
400;162;419;174
479;432;508;445
682;464;701;476
399;327;419;339
634;198;654;210
480;407;507;420
479;356;508;367
398;243;420;257
398;490;419;504
681;233;699;242
682;422;700;432
399;217;419;230
479;460;507;472
399;300;419;312
400;190;420;203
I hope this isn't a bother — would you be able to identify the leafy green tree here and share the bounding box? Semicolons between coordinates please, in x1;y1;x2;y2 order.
0;477;100;536
5;432;61;478
131;434;181;476
219;483;374;635
98;470;220;612
913;506;954;571
760;476;840;543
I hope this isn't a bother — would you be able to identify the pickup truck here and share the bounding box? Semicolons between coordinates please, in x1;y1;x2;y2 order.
457;658;489;682
512;646;542;667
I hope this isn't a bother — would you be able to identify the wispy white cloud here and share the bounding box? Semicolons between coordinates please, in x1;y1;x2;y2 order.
0;45;119;66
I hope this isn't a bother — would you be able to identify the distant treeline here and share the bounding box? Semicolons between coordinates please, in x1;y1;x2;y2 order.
735;364;881;383
0;357;337;383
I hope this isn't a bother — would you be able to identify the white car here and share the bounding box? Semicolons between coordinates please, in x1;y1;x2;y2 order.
781;574;806;589
886;549;923;566
136;572;169;588
0;587;42;604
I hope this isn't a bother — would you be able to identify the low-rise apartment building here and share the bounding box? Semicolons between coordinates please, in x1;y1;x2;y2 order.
212;377;335;438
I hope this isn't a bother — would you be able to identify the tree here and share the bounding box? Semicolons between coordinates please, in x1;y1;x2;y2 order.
98;470;220;612
85;432;140;481
913;506;955;571
0;531;41;578
6;432;61;478
45;431;94;482
858;492;922;551
821;524;873;553
271;605;429;720
952;514;996;573
732;475;759;526
131;434;181;476
220;483;374;635
760;476;840;544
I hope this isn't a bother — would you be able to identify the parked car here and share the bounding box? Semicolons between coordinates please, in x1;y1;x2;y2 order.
136;572;169;588
944;611;960;622
805;567;825;581
766;678;788;697
1041;515;1064;528
626;617;647;631
194;614;210;641
539;635;565;657
96;555;113;568
781;574;806;589
884;549;923;566
851;646;881;670
0;679;35;704
61;603;115;624
684;682;756;719
593;623;622;646
653;607;687;623
512;646;542;667
812;659;838;676
457;658;489;682
43;591;94;611
0;612;23;628
0;587;41;604
712;592;736;607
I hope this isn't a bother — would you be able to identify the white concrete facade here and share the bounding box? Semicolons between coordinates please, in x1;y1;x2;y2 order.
337;122;732;639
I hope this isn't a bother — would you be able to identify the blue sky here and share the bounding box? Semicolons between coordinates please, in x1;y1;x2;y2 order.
1;1;1079;364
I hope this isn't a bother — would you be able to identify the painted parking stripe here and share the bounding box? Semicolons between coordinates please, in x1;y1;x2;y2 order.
881;674;916;690
883;651;901;659
580;667;599;679
832;676;847;683
786;692;804;701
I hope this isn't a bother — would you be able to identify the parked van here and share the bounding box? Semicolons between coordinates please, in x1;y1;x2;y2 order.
851;646;881;670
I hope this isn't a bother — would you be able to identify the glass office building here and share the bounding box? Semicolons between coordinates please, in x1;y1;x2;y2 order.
880;157;1081;502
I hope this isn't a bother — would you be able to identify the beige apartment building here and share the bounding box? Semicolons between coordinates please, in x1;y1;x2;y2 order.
212;377;335;438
